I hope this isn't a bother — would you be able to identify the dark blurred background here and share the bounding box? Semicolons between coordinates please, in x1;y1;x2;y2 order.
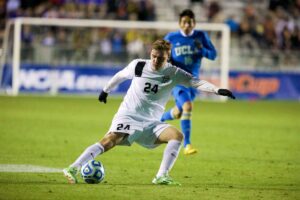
1;0;299;69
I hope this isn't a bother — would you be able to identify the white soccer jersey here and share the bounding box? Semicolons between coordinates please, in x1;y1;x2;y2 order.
103;59;219;121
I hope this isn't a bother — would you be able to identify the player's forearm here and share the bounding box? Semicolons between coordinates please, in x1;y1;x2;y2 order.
192;80;219;93
103;71;129;93
199;47;217;60
200;33;217;60
191;79;236;99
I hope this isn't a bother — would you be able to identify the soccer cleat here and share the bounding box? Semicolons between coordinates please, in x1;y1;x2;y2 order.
183;144;198;155
152;174;181;186
63;167;78;184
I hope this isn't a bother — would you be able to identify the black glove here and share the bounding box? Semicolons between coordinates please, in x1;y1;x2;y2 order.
217;89;236;99
98;91;108;103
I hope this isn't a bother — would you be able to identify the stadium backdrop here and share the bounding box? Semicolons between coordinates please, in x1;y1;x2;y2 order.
1;64;300;100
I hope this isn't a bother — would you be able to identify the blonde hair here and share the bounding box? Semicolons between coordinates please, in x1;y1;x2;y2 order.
152;39;171;56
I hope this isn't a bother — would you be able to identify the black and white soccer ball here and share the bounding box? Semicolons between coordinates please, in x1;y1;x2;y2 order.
81;160;105;184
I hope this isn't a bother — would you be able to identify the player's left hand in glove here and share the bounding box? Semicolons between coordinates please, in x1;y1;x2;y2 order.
98;91;108;103
217;89;236;99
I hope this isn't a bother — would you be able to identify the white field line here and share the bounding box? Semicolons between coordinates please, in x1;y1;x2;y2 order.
0;164;62;173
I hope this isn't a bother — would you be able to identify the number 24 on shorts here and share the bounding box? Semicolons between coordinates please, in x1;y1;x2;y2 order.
116;123;130;131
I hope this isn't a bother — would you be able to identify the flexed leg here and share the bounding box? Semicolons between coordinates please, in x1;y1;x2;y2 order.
180;101;197;155
153;126;183;185
63;132;127;184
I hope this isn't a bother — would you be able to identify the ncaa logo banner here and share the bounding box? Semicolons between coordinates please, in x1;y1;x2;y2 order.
1;64;300;100
1;64;131;94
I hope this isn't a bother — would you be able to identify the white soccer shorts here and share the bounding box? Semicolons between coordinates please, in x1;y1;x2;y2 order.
107;114;171;149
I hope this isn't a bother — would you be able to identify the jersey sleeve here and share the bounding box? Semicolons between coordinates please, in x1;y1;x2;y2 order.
103;59;137;93
174;66;219;93
173;67;194;84
196;31;217;60
164;33;171;41
190;79;219;93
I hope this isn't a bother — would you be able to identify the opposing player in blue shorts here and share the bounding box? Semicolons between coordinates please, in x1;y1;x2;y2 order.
161;9;217;155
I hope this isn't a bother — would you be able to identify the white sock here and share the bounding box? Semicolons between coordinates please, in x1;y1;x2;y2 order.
156;140;181;178
70;142;104;169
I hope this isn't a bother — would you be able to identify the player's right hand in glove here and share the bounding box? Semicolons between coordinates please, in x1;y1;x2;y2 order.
217;89;236;99
98;90;108;103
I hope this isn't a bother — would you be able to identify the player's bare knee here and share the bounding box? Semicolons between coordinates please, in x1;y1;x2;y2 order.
175;131;183;141
172;108;182;119
99;138;114;151
173;112;182;119
178;133;184;141
182;102;193;112
171;129;183;141
100;132;121;151
157;127;183;143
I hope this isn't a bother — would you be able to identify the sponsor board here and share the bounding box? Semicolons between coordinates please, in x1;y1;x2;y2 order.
1;64;131;94
1;64;299;100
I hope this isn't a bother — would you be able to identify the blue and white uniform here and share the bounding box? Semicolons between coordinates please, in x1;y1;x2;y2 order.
162;30;217;147
164;30;217;107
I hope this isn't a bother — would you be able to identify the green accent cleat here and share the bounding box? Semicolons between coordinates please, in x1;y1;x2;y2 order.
152;174;181;186
63;167;78;184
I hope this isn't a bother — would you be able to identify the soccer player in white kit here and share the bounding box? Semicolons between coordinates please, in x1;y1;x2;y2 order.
63;39;235;185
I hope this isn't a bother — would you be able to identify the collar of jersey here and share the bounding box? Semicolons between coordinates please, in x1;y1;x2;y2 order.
149;61;166;73
180;29;194;37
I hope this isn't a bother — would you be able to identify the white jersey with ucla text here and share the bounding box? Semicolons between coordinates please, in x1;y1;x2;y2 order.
103;59;219;121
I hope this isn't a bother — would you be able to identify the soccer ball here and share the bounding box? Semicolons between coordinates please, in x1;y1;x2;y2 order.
81;160;105;184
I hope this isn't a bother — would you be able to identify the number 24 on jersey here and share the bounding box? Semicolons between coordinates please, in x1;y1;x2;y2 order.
144;82;158;94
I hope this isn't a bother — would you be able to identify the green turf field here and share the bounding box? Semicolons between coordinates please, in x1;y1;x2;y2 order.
0;95;299;200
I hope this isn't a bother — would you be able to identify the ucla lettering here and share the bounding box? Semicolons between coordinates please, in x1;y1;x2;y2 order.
174;45;194;56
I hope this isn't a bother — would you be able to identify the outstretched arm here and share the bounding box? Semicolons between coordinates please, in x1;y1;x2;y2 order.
98;60;136;103
191;79;235;99
98;70;131;103
174;67;235;99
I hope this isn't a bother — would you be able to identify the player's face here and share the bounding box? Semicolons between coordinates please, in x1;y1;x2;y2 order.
179;16;195;35
150;49;169;70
